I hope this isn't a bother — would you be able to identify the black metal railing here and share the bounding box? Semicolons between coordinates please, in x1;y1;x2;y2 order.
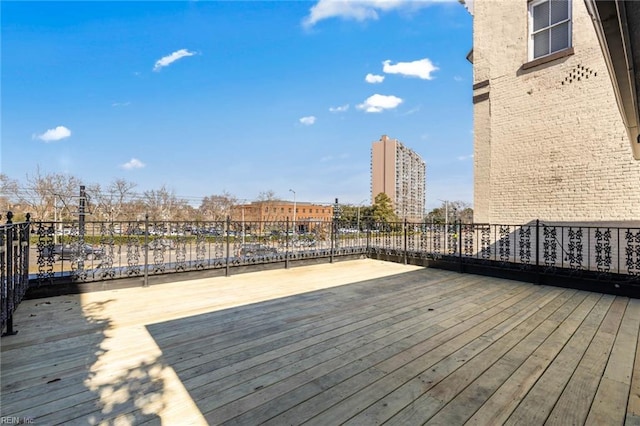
1;212;31;335
26;218;640;291
366;220;640;285
30;217;369;286
2;211;636;337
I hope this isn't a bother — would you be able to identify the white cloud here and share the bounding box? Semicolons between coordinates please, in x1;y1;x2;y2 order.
121;158;145;170
357;94;403;113
365;73;385;84
111;101;131;107
303;0;451;28
453;75;463;82
299;116;316;125
457;154;474;161
34;126;71;142
153;49;196;71
382;58;439;80
329;104;349;113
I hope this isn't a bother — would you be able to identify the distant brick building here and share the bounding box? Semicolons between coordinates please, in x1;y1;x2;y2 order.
230;201;333;233
464;0;640;224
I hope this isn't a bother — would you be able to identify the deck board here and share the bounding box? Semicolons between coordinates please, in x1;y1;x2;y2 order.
503;294;614;425
1;259;638;425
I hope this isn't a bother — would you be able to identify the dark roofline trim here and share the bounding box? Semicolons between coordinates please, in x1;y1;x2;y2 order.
473;80;490;90
473;92;490;104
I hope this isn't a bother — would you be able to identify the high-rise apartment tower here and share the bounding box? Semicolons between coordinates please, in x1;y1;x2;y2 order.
371;135;426;221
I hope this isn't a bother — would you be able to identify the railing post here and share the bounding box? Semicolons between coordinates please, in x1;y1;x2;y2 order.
535;219;540;267
366;226;370;255
330;218;335;264
225;216;231;277
3;212;16;336
285;217;290;269
22;213;31;285
403;219;408;265
143;214;149;287
78;185;86;271
331;198;339;264
458;220;463;273
535;219;540;284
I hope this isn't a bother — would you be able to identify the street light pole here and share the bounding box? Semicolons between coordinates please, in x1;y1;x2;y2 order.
289;189;296;235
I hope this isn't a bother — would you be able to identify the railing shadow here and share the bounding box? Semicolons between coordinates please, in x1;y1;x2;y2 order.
1;292;167;423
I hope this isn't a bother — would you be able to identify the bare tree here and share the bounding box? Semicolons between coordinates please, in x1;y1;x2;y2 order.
86;179;138;221
84;183;107;220
256;190;280;222
175;204;198;221
17;168;81;221
0;174;19;215
142;185;189;221
199;191;238;221
110;179;137;220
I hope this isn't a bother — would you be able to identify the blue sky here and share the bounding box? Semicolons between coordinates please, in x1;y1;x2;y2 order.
1;0;473;210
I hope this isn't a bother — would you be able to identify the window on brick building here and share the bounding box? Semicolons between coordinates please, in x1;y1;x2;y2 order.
529;0;571;60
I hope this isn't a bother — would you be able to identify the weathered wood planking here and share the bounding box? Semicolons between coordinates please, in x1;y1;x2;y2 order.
1;259;637;426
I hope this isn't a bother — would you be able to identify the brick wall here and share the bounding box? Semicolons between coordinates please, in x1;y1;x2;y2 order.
473;0;640;224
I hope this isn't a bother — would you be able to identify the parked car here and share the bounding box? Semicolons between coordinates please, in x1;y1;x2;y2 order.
148;238;176;250
239;243;277;256
293;238;317;248
43;243;105;261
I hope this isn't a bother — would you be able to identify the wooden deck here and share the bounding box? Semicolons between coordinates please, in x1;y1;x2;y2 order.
1;259;639;425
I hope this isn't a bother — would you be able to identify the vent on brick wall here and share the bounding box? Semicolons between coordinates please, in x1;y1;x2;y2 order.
561;64;596;85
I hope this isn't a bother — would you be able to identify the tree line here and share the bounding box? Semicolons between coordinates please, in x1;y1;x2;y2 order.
0;170;471;223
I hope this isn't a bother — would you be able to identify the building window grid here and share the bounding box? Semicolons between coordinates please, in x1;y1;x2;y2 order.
529;0;572;60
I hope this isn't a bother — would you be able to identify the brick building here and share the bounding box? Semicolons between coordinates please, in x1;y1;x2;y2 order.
230;201;333;233
464;0;640;224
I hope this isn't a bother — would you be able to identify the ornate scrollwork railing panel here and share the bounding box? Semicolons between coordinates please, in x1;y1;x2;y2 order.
542;225;558;271
517;225;532;269
565;227;585;271
594;227;612;275
498;225;511;264
35;222;56;284
625;229;640;277
480;225;492;262
462;224;475;259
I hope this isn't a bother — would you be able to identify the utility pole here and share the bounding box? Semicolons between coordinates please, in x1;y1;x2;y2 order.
289;189;296;235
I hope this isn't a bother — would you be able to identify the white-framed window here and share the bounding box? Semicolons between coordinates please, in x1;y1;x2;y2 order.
529;0;572;60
